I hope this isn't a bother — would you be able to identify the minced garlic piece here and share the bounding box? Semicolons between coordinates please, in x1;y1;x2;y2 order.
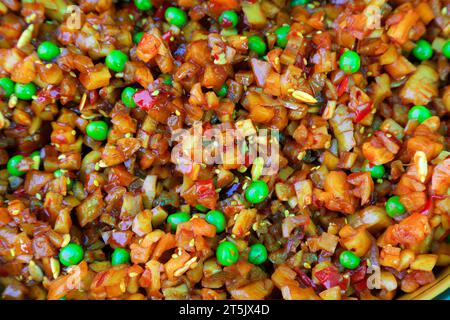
413;151;428;183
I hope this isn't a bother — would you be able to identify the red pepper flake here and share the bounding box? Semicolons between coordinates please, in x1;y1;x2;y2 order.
337;75;349;98
133;89;158;112
354;102;373;123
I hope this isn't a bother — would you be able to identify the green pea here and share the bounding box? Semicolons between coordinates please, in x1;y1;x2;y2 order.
339;50;360;74
245;180;269;204
121;87;138;108
205;210;226;233
105;50;128;72
15;82;37;100
133;31;144;44
362;160;385;179
443;41;450;59
161;74;173;85
248;36;267;56
219;10;238;28
37;41;60;61
0;78;15;98
59;243;84;267
291;0;309;6
167;212;190;231
86;120;109;141
134;0;152;11
412;39;433;61
7;155;26;177
216;241;239;266
248;243;267;265
339;250;360;269
164;7;188;28
111;248;131;266
408;105;432;123
59;296;67;300
275;25;290;48
30;150;41;170
385;196;406;218
216;83;228;97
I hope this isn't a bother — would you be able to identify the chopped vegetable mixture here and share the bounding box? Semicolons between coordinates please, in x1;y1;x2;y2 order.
0;0;449;300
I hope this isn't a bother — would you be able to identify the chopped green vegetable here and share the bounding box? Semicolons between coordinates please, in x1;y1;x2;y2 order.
7;155;26;177
164;7;188;28
339;50;360;74
339;250;360;269
385;196;406;218
205;210;226;233
37;41;61;61
59;243;84;267
105;50;128;72
86;121;109;141
248;243;268;265
412;39;433;61
0;78;15;98
216;241;239;266
111;248;131;265
245;180;269;204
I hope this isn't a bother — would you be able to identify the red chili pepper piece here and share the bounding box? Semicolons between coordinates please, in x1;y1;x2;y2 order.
354;102;373;123
337;75;349;98
196;180;216;199
420;197;433;216
154;3;169;20
294;268;317;289
353;280;368;293
347;260;367;283
89;90;99;104
420;195;446;215
162;31;173;43
12;187;27;198
195;179;218;210
133;89;158;112
314;266;348;290
220;18;233;28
